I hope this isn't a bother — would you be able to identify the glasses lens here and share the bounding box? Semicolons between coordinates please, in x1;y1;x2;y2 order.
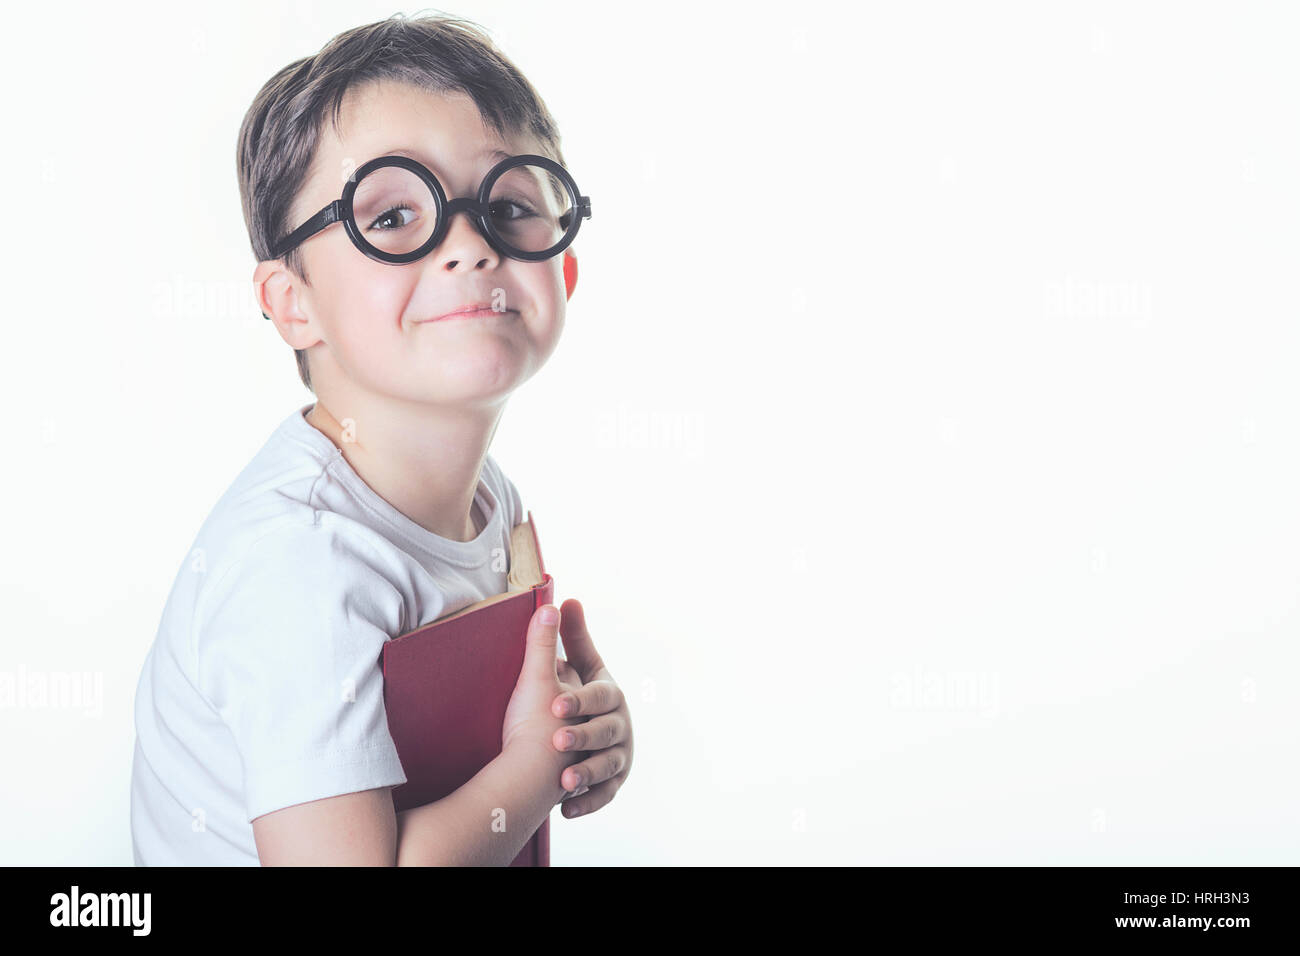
351;165;438;257
487;162;575;255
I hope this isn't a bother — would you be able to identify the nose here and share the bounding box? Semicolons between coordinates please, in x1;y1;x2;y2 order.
433;199;501;271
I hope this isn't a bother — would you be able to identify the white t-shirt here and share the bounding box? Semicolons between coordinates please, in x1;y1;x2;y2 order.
130;403;525;866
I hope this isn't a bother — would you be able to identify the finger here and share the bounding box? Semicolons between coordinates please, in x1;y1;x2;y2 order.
555;678;624;719
560;774;625;819
559;744;630;793
553;711;627;753
550;666;587;718
557;598;609;684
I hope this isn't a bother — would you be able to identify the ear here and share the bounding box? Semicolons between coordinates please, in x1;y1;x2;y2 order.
254;260;319;350
563;248;578;300
253;260;277;321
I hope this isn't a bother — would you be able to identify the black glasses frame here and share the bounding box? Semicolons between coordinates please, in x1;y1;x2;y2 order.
269;152;592;266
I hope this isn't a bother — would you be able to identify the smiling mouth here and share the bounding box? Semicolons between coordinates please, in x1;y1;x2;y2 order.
417;307;518;323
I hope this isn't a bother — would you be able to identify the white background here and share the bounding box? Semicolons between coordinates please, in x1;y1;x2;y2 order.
0;0;1296;865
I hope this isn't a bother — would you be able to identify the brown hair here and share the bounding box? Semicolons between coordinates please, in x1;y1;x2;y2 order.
236;12;567;393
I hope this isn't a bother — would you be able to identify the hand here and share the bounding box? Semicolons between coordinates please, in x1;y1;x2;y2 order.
549;598;634;819
501;604;587;790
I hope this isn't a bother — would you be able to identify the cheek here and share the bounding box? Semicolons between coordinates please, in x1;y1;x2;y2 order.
546;259;566;303
324;241;405;309
524;262;565;322
516;268;564;347
311;246;413;359
519;267;566;365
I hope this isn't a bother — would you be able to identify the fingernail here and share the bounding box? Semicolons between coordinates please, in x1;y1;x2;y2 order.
540;606;558;626
561;698;575;716
561;731;576;749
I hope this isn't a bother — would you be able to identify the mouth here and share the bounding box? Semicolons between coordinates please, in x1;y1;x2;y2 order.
416;306;517;324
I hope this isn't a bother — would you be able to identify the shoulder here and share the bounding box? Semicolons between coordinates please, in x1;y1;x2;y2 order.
198;516;407;618
193;516;412;683
186;409;342;589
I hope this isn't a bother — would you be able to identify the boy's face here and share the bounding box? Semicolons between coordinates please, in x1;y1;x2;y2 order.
259;80;566;410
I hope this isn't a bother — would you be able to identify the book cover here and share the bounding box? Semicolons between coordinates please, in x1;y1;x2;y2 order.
381;511;554;866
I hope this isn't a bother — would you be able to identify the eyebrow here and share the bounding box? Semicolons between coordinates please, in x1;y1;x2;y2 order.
375;146;512;173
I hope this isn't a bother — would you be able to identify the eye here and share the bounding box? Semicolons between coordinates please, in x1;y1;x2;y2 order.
368;204;418;231
489;199;537;221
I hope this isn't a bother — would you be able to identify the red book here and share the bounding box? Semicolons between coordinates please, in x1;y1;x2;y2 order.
381;510;554;866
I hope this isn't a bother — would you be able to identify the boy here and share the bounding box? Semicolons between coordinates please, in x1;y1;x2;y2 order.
130;14;633;866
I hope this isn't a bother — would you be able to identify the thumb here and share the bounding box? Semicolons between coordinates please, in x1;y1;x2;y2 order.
522;603;561;680
558;598;604;682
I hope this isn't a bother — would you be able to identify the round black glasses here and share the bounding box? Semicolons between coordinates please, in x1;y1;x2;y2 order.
270;152;592;266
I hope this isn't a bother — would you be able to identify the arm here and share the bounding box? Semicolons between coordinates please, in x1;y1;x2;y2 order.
395;740;567;867
252;787;399;866
254;603;582;866
251;740;565;866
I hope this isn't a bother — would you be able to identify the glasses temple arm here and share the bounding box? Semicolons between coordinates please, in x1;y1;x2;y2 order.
262;200;344;319
270;200;343;260
559;196;592;232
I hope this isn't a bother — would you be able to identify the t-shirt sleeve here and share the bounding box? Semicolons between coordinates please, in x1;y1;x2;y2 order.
194;520;409;824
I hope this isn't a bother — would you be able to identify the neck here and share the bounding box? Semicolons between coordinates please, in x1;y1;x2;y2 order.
304;389;504;544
